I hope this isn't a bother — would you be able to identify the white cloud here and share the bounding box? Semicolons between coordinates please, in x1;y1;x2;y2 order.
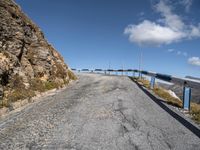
155;1;185;31
177;51;182;55
190;24;200;37
167;49;188;57
124;20;185;46
168;49;174;52
183;52;188;57
176;51;187;56
188;57;200;66
124;0;200;46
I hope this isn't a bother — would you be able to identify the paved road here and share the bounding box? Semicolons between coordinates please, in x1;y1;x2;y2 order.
0;73;200;150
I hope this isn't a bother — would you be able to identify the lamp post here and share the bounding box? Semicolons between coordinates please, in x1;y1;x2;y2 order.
122;62;124;76
109;61;110;75
139;50;142;79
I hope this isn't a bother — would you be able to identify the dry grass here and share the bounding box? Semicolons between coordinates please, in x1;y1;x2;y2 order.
153;87;182;108
134;78;182;107
52;62;67;79
31;78;63;91
3;75;36;106
68;70;77;80
7;89;35;103
133;78;200;124
30;78;45;92
137;78;151;89
0;76;65;108
44;81;60;90
190;103;200;123
0;69;76;109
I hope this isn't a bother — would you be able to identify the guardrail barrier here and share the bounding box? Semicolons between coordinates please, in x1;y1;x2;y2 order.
71;68;200;110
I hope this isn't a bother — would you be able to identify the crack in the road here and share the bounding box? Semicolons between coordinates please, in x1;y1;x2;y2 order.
128;138;139;150
147;131;155;150
114;99;139;130
142;119;175;150
0;74;200;149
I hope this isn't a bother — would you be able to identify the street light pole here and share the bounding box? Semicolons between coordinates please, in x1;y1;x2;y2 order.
139;50;142;78
109;61;110;75
121;62;124;76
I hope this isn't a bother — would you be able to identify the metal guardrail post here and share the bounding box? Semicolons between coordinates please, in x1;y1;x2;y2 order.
133;71;135;77
139;72;142;79
150;77;155;89
75;68;200;111
183;86;191;111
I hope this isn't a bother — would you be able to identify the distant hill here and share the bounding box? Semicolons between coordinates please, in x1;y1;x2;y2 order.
157;76;200;104
185;76;200;81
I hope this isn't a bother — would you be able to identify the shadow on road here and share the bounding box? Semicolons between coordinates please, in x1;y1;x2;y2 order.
130;78;200;139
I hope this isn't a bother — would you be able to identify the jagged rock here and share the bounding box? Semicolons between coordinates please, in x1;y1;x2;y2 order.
0;0;76;102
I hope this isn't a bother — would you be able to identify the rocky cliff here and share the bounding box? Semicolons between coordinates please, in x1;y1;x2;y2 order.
0;0;76;106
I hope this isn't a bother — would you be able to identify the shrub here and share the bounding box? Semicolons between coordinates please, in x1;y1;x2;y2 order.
1;69;76;109
9;74;25;89
52;62;67;79
1;99;10;108
30;78;62;91
7;88;35;103
64;79;69;85
68;70;77;80
44;81;59;90
137;78;150;89
30;78;45;92
190;103;200;124
1;74;35;105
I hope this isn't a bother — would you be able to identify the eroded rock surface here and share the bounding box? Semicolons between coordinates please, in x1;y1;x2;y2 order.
0;0;76;102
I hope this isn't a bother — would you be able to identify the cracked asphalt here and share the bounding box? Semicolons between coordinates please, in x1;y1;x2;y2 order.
0;73;200;150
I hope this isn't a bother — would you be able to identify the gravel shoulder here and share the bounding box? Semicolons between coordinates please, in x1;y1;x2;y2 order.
0;73;200;150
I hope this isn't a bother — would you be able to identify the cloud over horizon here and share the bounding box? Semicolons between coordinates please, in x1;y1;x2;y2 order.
124;0;200;46
188;57;200;66
167;49;188;57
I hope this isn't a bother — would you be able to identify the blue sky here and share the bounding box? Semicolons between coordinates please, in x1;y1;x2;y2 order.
15;0;200;77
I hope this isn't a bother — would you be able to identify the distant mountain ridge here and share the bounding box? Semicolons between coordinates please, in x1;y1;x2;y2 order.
157;82;200;104
185;76;200;81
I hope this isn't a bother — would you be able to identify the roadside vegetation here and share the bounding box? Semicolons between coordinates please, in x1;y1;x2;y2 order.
0;71;77;109
130;77;200;124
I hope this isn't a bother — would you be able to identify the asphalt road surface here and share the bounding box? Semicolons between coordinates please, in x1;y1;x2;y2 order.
0;73;200;150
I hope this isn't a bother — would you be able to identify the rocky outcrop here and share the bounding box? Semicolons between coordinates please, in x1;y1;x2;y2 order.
0;0;76;105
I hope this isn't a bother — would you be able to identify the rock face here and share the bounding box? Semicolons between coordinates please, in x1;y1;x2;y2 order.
0;0;76;103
